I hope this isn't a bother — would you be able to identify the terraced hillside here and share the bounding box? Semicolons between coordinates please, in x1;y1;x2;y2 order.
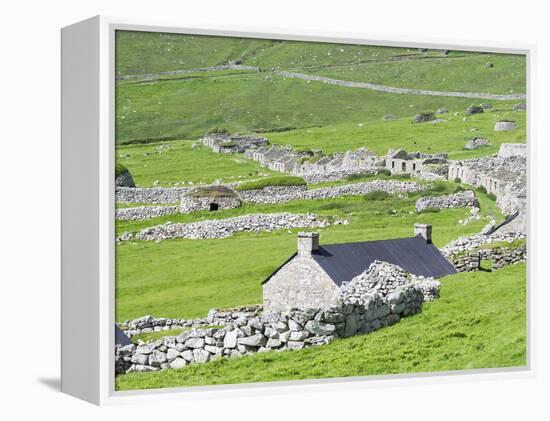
115;31;526;145
114;31;527;391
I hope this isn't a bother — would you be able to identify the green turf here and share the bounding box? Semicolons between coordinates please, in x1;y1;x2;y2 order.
234;175;306;191
115;31;271;76
115;73;492;144
113;32;527;390
116;141;277;187
131;328;189;343
264;111;525;159
115;32;525;146
308;52;526;94
115;262;526;390
115;187;503;322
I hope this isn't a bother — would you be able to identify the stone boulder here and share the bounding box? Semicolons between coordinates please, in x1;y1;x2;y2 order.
464;137;490;150
115;169;135;188
465;105;484;116
494;121;517;131
412;112;436;123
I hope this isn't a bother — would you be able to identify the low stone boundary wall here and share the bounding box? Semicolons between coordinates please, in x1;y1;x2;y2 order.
116;205;179;221
416;190;479;212
118;213;328;242
441;231;525;257
240;180;423;205
301;170;378;184
450;244;527;272
115;261;440;375
442;230;526;272
116;187;191;204
119;305;263;338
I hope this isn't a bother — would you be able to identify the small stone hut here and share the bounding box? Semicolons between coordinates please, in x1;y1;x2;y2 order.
262;227;456;312
180;185;241;213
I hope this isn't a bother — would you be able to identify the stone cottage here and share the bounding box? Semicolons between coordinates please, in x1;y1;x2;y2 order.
385;149;448;176
262;226;456;312
180;185;241;213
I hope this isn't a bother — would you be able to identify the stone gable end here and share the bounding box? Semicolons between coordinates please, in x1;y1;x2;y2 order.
263;256;339;312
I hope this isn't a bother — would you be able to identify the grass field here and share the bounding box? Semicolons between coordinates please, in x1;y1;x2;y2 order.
116;141;277;187
115;262;526;390
265;109;526;159
114;31;527;390
115;185;502;322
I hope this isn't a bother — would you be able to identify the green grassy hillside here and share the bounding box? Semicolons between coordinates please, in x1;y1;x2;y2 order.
115;185;502;322
115;262;526;390
115;32;526;145
116;141;277;187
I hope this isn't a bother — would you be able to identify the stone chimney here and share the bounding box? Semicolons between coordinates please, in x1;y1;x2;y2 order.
297;232;320;256
414;223;432;243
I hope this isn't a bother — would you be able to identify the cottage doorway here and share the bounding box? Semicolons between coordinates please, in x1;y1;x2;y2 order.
209;202;219;211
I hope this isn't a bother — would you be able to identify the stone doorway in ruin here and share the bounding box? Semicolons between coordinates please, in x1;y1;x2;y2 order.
209;203;219;211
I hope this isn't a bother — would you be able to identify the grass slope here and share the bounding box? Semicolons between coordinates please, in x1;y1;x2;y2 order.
309;53;526;94
116;141;277;187
264;109;526;159
115;186;502;322
115;262;526;390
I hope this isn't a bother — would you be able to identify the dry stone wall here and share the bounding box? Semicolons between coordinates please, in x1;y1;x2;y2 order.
115;261;440;375
449;243;526;272
416;190;479;212
240;180;423;205
116;187;191;204
116;205;178;221
442;231;526;272
118;213;328;242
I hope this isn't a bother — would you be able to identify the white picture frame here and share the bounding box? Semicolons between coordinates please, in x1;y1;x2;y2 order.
61;15;535;406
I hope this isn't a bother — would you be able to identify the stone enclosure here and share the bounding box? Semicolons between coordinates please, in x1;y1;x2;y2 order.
116;261;440;375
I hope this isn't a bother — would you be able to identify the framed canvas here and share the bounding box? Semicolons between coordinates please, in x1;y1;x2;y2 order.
61;15;533;405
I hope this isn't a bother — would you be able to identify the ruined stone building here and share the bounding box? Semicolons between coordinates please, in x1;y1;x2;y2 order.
202;133;269;154
385;149;448;176
448;143;526;215
262;227;456;312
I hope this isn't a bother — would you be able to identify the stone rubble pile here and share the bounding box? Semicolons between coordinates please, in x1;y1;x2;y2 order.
240;180;424;205
120;213;328;242
115;261;440;375
415;190;479;212
340;261;441;303
116;205;179;221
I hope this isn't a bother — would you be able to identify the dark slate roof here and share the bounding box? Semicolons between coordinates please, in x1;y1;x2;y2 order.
484;210;519;235
115;325;133;346
263;235;456;286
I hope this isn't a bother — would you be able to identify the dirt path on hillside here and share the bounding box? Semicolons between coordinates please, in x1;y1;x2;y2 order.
276;70;526;101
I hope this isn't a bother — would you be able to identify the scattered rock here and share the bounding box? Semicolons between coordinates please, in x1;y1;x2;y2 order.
464;137;490;150
465;105;484;116
412;112;436;123
494;121;517;131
